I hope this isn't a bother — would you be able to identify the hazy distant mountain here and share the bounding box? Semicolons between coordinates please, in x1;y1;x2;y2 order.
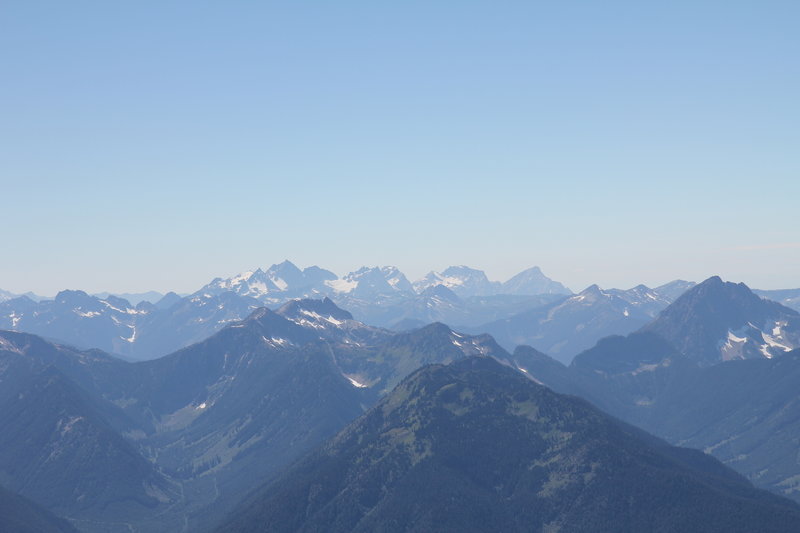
654;279;696;301
754;288;800;313
318;264;569;330
320;267;546;328
154;291;183;310
0;281;540;365
501;266;572;295
92;291;164;305
0;288;17;302
0;289;48;303
0;264;569;358
199;260;337;302
642;276;800;365
416;282;463;310
473;283;675;364
215;356;800;533
447;294;570;329
129;291;263;359
201;263;423;306
338;283;564;331
414;265;500;297
0;289;264;361
325;266;414;299
0;291;149;355
606;283;674;316
413;265;571;298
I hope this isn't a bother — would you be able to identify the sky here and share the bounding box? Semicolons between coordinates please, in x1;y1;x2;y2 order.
1;1;798;296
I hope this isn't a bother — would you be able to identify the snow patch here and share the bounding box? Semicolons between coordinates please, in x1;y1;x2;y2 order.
632;362;660;375
245;281;269;296
74;310;101;318
270;276;288;291
122;326;137;343
517;366;544;385
300;309;344;326
325;278;358;293
762;332;792;351
262;336;292;347
345;375;368;388
230;271;254;285
725;331;747;345
439;275;465;287
0;336;22;353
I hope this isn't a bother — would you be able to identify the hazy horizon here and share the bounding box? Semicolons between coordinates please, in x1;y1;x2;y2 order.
3;2;798;295
4;258;797;299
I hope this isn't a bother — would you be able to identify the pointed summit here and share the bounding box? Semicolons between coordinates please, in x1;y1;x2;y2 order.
324;266;413;299
654;279;696;301
502;266;571;295
276;297;354;323
642;276;800;365
575;284;604;302
266;260;305;289
413;266;500;297
474;282;658;364
197;262;337;301
419;283;462;303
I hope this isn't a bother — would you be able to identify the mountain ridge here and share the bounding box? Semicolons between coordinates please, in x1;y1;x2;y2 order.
214;356;800;533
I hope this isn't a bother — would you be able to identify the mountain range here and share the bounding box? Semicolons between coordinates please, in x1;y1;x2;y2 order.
470;281;683;364
514;276;800;503
0;297;542;532
197;262;571;303
0;262;572;361
0;262;697;364
4;266;800;531
642;276;800;365
754;288;800;313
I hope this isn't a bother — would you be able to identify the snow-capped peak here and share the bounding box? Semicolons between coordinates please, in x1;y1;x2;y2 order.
413;266;500;297
196;261;337;301
324;266;413;298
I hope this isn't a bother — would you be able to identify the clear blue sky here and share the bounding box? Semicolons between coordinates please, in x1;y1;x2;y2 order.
2;1;798;295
